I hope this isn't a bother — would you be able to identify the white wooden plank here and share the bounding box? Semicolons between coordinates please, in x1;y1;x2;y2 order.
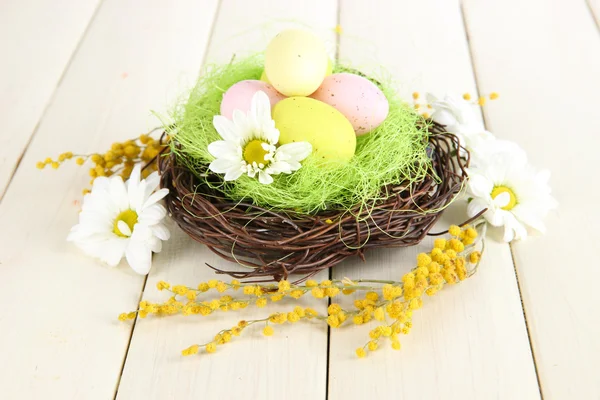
116;1;337;399
0;0;101;198
0;1;218;398
462;1;600;398
328;1;541;399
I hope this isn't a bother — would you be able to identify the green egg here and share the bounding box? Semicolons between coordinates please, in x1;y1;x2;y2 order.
273;97;356;162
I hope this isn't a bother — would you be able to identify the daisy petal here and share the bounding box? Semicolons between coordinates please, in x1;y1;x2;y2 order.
513;206;547;233
126;226;154;274
503;214;528;242
487;208;507;227
492;192;510;208
68;159;171;271
209;158;241;174
208;141;240;160
144;171;161;193
224;166;244;181
208;89;306;184
72;240;107;261
125;241;152;275
142;188;169;210
276;142;312;162
127;165;142;207
503;224;515;242
467;198;487;219
130;179;147;211
232;109;252;141
258;170;273;185
430;109;458;129
426;93;439;104
78;211;113;232
251;91;272;123
147;236;162;253
92;176;111;192
108;177;129;211
117;220;132;237
462;133;556;241
213;115;241;142
152;223;170;241
537;169;551;184
467;174;493;199
268;161;293;174
100;238;128;266
139;204;167;223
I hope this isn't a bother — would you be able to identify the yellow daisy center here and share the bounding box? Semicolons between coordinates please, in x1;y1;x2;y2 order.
113;209;138;237
243;140;269;165
491;185;518;210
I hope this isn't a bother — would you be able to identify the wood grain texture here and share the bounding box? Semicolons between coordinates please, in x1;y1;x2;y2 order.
0;1;218;398
0;0;101;198
327;1;541;399
115;1;337;399
462;0;600;398
3;0;595;397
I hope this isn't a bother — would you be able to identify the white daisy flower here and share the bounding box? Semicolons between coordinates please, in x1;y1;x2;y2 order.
466;144;557;242
67;165;170;275
208;90;312;185
427;93;494;154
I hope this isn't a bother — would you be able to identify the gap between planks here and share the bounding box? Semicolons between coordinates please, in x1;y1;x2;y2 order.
459;2;544;398
113;275;148;400
586;0;600;32
0;0;105;202
113;2;335;399
325;2;343;398
507;244;545;399
111;1;223;397
327;2;539;399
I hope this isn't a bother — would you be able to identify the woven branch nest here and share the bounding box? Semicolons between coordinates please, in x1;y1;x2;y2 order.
158;122;468;282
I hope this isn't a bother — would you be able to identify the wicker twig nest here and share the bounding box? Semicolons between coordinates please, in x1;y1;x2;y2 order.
158;122;468;282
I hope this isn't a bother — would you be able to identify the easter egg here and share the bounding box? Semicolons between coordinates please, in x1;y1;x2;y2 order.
325;58;333;76
220;80;285;119
265;29;328;96
260;70;270;84
273;97;356;162
310;73;389;136
261;58;333;85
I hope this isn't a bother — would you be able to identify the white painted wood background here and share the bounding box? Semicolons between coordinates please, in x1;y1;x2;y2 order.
0;0;597;399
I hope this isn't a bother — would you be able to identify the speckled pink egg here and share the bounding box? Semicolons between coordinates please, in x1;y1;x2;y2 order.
310;73;389;136
220;80;286;119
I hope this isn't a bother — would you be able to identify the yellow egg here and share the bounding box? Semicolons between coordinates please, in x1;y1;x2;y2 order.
265;29;328;96
261;58;332;86
260;70;270;83
325;58;333;76
273;97;356;162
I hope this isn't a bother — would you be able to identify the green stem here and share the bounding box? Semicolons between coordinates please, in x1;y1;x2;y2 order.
351;279;398;285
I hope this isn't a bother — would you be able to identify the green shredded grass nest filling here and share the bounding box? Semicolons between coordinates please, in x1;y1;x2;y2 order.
166;55;432;214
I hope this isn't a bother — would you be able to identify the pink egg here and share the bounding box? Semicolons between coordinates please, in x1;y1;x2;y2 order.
310;73;389;136
220;80;286;119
